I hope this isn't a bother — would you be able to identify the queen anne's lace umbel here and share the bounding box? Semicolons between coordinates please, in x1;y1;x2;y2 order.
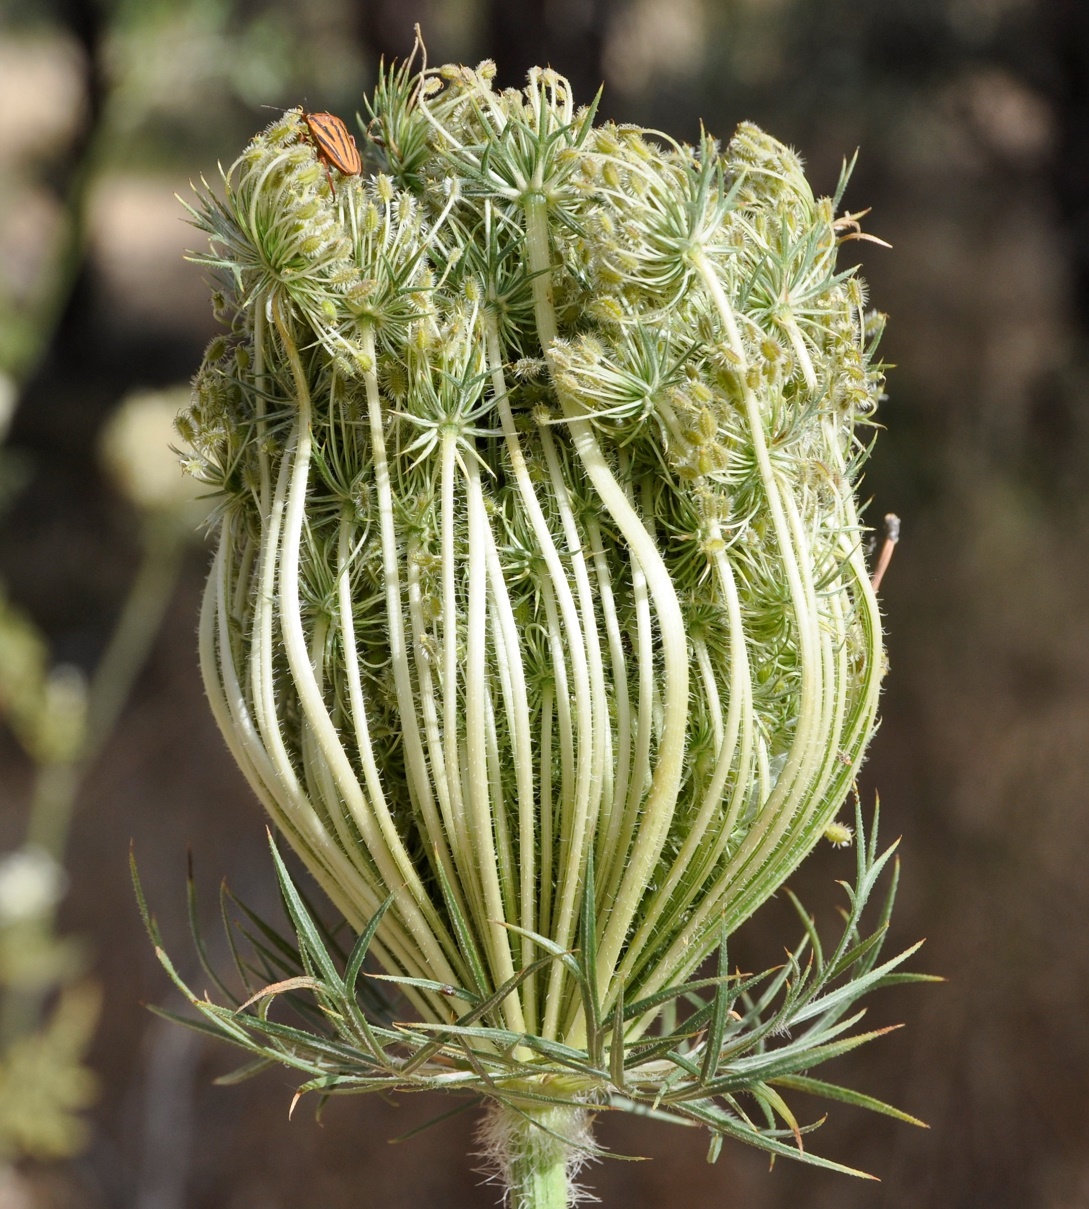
162;54;921;1193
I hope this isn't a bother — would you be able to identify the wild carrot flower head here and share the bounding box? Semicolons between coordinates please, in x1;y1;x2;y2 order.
155;50;925;1192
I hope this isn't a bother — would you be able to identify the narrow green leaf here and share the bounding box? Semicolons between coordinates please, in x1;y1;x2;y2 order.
220;879;261;997
455;954;558;1029
266;831;345;992
663;1048;702;1079
674;1100;877;1179
333;895;398;1066
433;853;491;998
454;1033;497;1091
606;1095;697;1129
389;1097;481;1144
770;1074;928;1128
872;971;943;988
579;849;602;1064
698;1025;902;1094
821;925;889;987
213;1057;278;1085
873;853;901;941
700;915;731;1084
496;920;584;983
226;885;305;972
751;1081;804;1152
186;851;238;1005
792;941;926;1025
145;1003;261;1047
624;969;761;1023
404;1021;608;1079
783;888;823;972
609;991;626;1091
388;954;561;1075
624;1002;717;1070
367;974;482;1006
213;1011;393;1068
237;975;328;1013
344;895;394;997
130;845;162;947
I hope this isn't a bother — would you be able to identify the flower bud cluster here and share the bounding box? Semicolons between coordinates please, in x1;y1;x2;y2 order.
184;60;886;1072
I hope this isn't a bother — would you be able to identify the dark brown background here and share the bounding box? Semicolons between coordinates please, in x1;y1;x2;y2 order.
2;0;1088;1205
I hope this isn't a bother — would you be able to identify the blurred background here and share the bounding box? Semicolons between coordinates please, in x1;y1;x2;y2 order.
1;0;1087;1206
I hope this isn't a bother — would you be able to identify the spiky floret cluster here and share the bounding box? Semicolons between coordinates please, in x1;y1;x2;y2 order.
165;55;918;1184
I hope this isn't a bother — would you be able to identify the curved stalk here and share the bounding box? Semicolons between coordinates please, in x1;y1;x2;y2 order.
275;309;462;991
523;195;689;1018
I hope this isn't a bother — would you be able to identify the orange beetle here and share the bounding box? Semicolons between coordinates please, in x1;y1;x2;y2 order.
302;110;362;195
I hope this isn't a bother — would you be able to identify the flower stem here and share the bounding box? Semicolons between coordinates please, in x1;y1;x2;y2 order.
511;1155;568;1209
486;1101;588;1209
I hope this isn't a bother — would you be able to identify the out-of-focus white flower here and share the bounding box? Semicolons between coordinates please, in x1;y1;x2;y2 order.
0;846;66;923
99;387;207;519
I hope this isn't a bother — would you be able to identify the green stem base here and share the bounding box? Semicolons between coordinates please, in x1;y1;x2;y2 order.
482;1100;591;1209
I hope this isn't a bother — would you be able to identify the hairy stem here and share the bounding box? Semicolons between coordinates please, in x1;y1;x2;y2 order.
482;1101;590;1209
